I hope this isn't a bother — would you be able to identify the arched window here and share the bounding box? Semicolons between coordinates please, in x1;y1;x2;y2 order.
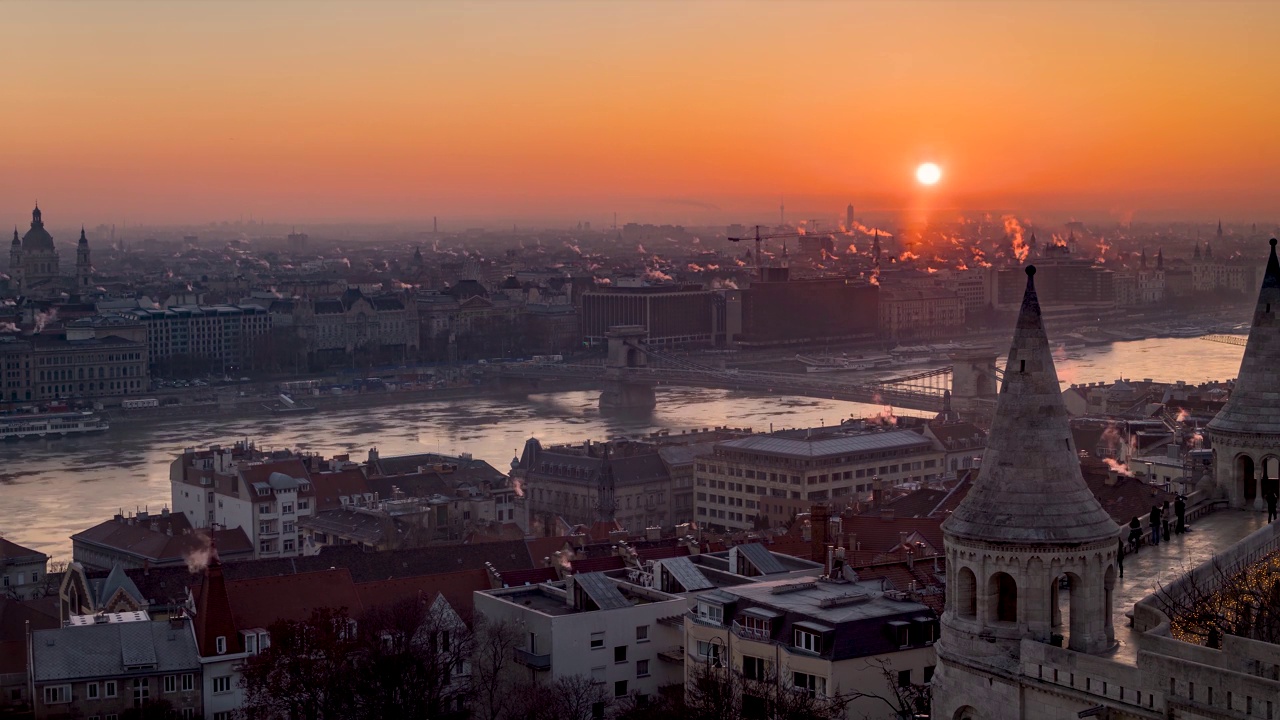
955;567;977;619
988;572;1017;623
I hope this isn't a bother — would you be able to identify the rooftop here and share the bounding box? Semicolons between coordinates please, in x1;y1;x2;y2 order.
716;428;933;460
32;618;201;682
704;575;932;624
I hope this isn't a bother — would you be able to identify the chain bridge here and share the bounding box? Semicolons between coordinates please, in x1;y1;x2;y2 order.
493;325;1001;417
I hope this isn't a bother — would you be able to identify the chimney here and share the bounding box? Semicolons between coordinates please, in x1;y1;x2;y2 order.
1106;469;1119;486
564;575;577;609
898;531;910;547
810;504;829;564
825;544;834;577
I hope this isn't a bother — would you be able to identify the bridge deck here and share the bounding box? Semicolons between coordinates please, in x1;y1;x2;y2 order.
496;363;950;413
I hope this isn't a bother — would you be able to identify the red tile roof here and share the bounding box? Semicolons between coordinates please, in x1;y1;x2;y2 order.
636;545;690;561
355;568;490;619
193;559;240;657
238;458;313;488
570;555;625;573
495;567;558;587
310;469;371;512
525;536;571;565
73;515;252;566
225;568;363;630
0;536;45;562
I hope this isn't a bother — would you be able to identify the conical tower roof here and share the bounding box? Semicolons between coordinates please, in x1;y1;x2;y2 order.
944;266;1118;544
1207;239;1280;435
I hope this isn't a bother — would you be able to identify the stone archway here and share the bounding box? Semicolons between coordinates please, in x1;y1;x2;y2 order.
987;572;1017;624
1239;454;1257;505
1051;572;1088;651
953;705;981;720
1262;456;1280;502
955;567;977;619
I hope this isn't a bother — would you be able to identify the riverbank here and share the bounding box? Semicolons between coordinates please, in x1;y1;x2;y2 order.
106;377;601;427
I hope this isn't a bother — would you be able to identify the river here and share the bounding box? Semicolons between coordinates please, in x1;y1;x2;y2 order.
0;336;1248;561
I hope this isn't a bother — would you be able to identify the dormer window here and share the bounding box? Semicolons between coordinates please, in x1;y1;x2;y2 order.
696;602;723;625
215;636;226;654
794;628;820;653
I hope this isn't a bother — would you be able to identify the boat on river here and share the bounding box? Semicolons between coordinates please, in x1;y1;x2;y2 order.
0;409;109;440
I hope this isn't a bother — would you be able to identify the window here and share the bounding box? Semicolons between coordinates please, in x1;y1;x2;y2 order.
43;685;71;705
283;540;295;552
923;665;935;683
182;709;195;720
107;715;118;720
591;666;606;683
282;502;294;514
636;625;649;642
636;659;650;677
614;680;628;698
258;503;272;514
696;640;722;665
181;674;194;692
793;672;825;698
590;632;605;649
132;678;150;704
213;676;232;694
794;628;820;653
298;499;309;510
164;675;177;693
88;682;100;699
105;681;117;698
283;521;295;533
742;655;767;681
697;602;723;624
614;645;627;663
214;713;232;720
216;636;227;654
898;669;912;687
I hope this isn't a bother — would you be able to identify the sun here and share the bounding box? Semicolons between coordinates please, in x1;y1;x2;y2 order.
916;162;942;186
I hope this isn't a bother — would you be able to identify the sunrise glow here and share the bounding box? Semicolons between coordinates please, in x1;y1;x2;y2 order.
916;163;942;186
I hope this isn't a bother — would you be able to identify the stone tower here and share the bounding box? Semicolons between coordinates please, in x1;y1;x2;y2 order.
1206;238;1280;509
19;204;59;289
76;227;92;290
932;266;1121;720
8;228;21;293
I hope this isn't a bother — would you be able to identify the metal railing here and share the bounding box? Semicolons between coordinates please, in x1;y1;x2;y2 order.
512;648;551;671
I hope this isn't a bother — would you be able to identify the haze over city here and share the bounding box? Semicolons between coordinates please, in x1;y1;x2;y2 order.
5;1;1280;226
8;4;1280;720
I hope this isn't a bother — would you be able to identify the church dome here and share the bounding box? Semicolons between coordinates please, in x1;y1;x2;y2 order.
943;266;1118;545
1207;239;1280;435
21;205;55;252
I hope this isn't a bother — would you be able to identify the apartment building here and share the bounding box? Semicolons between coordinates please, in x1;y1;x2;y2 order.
474;572;687;707
170;445;315;559
694;428;948;532
683;572;938;720
1;536;49;600
30;613;203;720
121;304;270;371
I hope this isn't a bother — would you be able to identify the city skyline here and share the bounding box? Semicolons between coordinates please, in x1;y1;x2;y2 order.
5;1;1280;225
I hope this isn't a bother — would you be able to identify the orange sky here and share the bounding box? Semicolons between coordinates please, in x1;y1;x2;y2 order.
3;1;1279;226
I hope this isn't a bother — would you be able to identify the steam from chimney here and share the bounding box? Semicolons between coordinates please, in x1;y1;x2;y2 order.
184;530;215;574
33;308;58;333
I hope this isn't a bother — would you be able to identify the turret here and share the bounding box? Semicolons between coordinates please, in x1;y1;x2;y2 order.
9;228;21;293
933;265;1120;717
76;227;92;289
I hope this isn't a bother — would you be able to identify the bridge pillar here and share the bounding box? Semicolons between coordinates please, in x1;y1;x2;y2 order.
601;325;656;411
949;347;999;421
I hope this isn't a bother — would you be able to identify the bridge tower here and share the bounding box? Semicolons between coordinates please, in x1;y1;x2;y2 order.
948;347;999;421
599;325;657;411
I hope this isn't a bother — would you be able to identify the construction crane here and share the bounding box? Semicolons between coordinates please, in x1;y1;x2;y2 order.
727;225;816;280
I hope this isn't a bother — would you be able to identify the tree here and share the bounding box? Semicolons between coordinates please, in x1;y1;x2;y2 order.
1156;549;1280;646
240;607;359;720
353;596;474;720
508;675;612;720
470;617;523;720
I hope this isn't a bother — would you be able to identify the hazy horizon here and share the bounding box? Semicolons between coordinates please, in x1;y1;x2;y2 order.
5;1;1279;226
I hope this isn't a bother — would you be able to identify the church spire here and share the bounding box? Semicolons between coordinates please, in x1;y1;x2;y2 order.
943;266;1117;544
1208;239;1280;435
